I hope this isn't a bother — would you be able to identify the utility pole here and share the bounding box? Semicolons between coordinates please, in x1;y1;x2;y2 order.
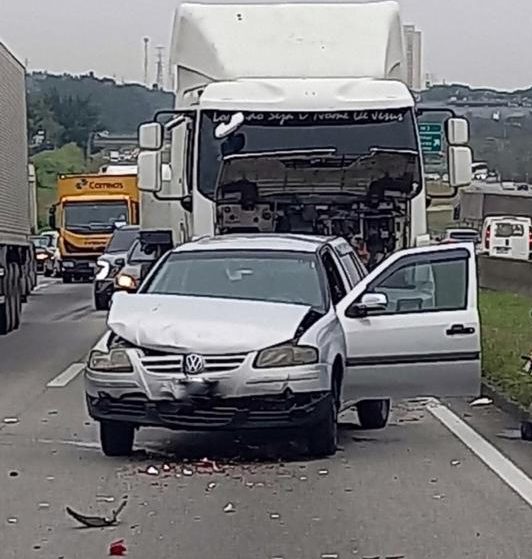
155;46;164;90
143;37;150;86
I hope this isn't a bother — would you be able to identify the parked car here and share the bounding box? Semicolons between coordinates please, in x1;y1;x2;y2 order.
85;234;481;457
93;225;139;310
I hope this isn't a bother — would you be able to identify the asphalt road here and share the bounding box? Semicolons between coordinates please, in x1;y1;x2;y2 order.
2;280;532;558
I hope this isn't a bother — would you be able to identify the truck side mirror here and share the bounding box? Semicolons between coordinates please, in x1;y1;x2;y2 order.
138;151;162;193
48;206;57;230
446;118;469;145
138;122;164;150
448;146;473;188
180;194;192;213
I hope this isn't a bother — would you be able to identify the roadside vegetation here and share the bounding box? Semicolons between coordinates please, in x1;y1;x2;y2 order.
480;290;532;408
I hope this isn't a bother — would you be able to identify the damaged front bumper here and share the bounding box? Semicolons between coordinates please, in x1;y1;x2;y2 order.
84;348;331;430
86;390;332;431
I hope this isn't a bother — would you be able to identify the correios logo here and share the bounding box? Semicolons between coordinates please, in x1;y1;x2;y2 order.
88;181;125;190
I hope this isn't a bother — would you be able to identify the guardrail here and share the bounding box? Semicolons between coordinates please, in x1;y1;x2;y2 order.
478;255;532;297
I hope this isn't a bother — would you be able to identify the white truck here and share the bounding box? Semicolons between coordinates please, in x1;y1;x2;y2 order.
137;1;473;262
0;42;37;334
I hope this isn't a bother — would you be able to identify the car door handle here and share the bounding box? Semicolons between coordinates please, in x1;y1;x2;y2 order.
446;324;476;336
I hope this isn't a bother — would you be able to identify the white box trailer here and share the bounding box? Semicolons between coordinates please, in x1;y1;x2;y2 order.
139;1;473;265
0;42;36;334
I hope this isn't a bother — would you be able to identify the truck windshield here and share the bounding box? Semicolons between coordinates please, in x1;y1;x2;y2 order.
198;109;420;200
64;201;129;234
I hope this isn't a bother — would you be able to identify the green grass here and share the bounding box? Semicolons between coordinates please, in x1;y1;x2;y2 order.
480;290;532;408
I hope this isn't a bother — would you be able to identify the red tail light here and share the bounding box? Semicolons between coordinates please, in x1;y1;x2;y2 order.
484;226;491;250
529;229;532;251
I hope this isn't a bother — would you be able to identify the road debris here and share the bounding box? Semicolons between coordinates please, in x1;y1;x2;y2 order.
3;417;19;424
470;397;493;407
7;517;18;524
145;466;159;476
223;502;236;514
97;496;116;503
38;502;50;510
109;539;127;556
320;553;339;559
450;459;461;467
162;463;171;473
318;468;329;476
432;493;445;500
8;471;19;478
66;498;127;528
206;482;217;492
182;466;194;476
269;512;281;520
300;475;308;481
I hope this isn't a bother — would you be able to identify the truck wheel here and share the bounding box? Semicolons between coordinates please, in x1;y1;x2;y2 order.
0;266;9;335
44;267;52;278
100;421;135;457
307;394;338;458
521;421;532;441
357;399;391;430
10;264;21;330
63;273;72;284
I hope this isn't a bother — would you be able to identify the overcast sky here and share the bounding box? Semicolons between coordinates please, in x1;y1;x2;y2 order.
1;0;530;90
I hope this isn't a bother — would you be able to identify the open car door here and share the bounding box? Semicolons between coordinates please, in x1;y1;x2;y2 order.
336;243;481;403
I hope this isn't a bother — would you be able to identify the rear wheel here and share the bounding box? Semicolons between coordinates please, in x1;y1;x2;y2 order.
0;265;9;335
62;272;72;284
357;399;391;430
94;292;110;311
10;265;21;330
100;421;135;457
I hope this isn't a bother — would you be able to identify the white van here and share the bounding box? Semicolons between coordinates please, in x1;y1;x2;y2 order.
484;216;531;261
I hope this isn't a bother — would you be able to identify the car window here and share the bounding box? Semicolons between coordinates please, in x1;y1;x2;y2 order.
145;250;326;309
494;223;525;238
128;240;158;263
321;250;347;305
106;229;139;253
364;248;469;314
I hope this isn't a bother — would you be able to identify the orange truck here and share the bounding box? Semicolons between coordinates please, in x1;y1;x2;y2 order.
49;174;139;283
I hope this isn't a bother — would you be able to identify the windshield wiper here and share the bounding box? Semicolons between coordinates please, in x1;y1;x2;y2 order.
369;147;419;156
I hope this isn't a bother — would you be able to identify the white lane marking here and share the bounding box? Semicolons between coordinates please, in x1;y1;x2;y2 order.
33;279;58;292
428;399;532;508
47;363;85;388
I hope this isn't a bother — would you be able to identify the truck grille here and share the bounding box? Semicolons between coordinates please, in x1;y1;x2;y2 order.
141;353;247;375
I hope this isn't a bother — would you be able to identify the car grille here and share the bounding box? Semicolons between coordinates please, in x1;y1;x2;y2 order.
141;353;247;375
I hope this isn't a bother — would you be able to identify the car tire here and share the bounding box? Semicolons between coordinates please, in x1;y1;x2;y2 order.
94;293;110;311
0;267;9;335
44;267;52;278
63;273;72;284
521;421;532;441
357;399;391;430
100;421;135;457
10;265;21;331
307;394;338;458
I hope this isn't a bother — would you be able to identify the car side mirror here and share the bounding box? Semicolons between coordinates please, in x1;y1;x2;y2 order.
446;117;469;145
138;122;164;150
138;151;162;192
345;292;388;318
448;146;473;188
180;194;193;213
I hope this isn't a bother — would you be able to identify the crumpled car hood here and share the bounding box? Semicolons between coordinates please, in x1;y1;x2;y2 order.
108;293;311;354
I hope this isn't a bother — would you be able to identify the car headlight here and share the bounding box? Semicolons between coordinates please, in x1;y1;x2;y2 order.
88;349;133;373
95;259;111;280
116;274;137;290
254;344;319;369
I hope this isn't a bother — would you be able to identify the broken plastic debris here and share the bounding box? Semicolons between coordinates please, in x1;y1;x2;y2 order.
320;554;339;559
48;410;59;416
432;493;445;500
109;539;127;557
97;496;116;503
3;417;18;424
38;502;50;510
318;469;329;476
269;512;281;520
8;471;19;478
145;466;159;476
450;460;461;467
223;502;236;514
7;517;18;524
206;482;217;492
470;397;493;407
46;476;55;481
182;466;194;477
299;475;308;481
162;464;171;473
66;498;127;528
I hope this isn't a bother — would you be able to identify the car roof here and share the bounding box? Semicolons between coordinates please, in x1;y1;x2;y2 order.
173;234;335;254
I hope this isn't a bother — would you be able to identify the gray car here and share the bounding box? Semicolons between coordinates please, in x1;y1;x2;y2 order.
85;234;481;457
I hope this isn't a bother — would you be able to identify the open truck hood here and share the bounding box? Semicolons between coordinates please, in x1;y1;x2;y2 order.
216;150;419;201
108;292;311;354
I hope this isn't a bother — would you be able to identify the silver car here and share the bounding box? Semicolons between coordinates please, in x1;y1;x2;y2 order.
85;234;481;457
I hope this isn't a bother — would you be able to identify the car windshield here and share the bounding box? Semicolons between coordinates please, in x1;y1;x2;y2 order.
30;236;52;248
63;201;129;234
198;109;420;200
145;250;326;309
106;228;138;253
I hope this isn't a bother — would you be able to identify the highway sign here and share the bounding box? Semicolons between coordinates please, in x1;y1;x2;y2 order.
419;122;443;154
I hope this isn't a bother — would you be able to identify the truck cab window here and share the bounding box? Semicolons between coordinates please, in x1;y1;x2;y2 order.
321;251;347;305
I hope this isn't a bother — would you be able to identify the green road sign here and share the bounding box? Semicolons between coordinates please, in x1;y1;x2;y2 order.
419;122;443;154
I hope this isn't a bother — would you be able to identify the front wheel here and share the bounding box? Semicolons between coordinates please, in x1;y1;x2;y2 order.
94;293;110;311
62;273;72;284
307;395;338;457
100;421;135;457
357;399;391;430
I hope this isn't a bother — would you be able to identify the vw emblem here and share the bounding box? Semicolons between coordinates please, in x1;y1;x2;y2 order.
184;353;205;374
